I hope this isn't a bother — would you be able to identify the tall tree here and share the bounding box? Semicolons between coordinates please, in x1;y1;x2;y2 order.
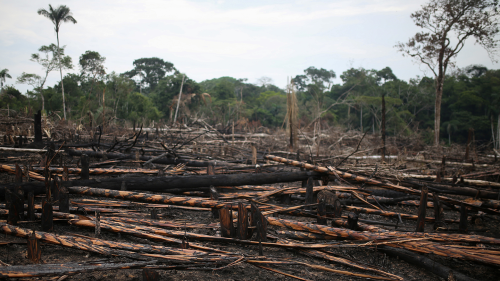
80;51;106;78
17;44;73;111
396;0;500;146
123;57;175;93
0;69;12;93
38;4;77;120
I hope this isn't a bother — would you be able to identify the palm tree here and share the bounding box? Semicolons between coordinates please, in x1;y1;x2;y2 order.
38;4;77;120
0;69;12;93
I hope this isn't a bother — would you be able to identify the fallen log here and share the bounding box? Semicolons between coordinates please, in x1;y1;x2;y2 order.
250;264;311;281
268;216;500;245
31;166;161;175
0;223;154;260
67;186;232;209
275;230;337;240
67;233;204;256
69;218;342;250
403;178;500;200
405;173;500;188
67;149;220;167
0;165;45;181
265;155;500;215
298;249;403;281
247;259;399;281
0;261;157;278
0;170;323;197
343;204;458;223
267;217;500;265
379;246;478;281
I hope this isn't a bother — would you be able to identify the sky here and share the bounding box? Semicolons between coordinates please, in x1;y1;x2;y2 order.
1;0;499;94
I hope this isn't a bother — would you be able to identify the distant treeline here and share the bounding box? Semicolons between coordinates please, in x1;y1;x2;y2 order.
2;55;499;146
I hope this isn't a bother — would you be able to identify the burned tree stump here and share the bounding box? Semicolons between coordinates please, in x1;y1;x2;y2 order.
347;212;359;230
7;190;19;225
62;166;69;182
34;110;42;143
51;176;60;203
41;198;53;232
415;186;428;232
317;190;342;218
433;194;444;230
317;198;327;225
219;206;234;238
80;154;90;180
251;203;267;242
27;230;41;263
15;163;23;183
142;269;159;281
237;202;249;240
58;186;70;213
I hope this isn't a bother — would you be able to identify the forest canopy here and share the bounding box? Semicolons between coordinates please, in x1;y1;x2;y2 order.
2;50;499;146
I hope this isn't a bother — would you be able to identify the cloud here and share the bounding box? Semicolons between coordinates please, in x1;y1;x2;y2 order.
147;34;259;56
1;0;496;94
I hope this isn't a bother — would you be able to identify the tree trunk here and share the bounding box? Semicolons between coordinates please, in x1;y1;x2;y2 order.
360;106;362;130
173;75;185;124
434;61;446;146
56;32;66;120
381;94;386;162
497;113;500;150
40;93;45;113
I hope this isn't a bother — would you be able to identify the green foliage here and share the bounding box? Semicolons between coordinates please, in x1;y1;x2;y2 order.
123;92;162;122
251;91;287;127
151;73;201;118
213;80;235;100
79;51;106;78
11;43;499;146
0;86;28;112
199;77;238;93
123;57;176;93
37;4;77;33
0;69;12;91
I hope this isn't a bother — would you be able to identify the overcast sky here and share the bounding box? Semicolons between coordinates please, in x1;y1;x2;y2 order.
1;0;498;94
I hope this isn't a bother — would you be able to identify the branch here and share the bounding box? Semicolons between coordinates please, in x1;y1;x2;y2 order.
335;130;369;168
304;83;359;129
411;53;438;77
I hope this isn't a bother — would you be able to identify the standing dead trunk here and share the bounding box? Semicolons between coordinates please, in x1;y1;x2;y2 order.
173;75;185;125
286;80;298;150
102;88;106;132
497;113;500;150
56;32;66;120
381;94;386;162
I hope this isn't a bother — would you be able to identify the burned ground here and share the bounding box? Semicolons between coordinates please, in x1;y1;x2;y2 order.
0;115;499;280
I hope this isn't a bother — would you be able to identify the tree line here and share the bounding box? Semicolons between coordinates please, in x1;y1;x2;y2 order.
1;55;499;148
